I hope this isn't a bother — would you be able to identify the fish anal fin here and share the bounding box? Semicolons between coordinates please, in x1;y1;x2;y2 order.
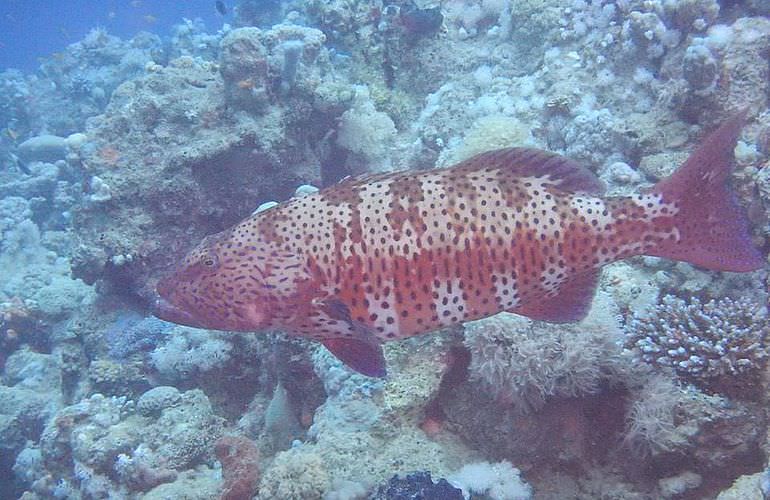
511;269;600;323
456;148;605;195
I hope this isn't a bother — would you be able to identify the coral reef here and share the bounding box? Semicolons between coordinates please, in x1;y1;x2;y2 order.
24;389;224;497
1;1;769;499
335;86;397;171
219;28;270;111
623;375;688;457
149;326;233;382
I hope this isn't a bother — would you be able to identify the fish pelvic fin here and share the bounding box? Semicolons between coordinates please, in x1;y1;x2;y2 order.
316;298;387;378
322;337;387;378
648;110;764;272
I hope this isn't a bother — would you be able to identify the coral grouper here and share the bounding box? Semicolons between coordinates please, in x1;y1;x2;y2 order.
154;113;764;377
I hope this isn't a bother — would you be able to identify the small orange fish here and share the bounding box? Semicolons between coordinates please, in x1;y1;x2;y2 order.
236;78;256;89
154;113;764;376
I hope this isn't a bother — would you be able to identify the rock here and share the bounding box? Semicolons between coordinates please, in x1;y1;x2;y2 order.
639;151;689;181
716;472;764;500
370;471;464;500
143;467;221;500
65;132;88;150
17;135;67;164
3;349;61;392
683;44;717;91
219;28;269;111
137;386;182;416
0;385;55;452
659;471;702;498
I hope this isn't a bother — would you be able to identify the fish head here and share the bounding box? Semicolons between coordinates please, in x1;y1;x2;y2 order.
153;224;283;332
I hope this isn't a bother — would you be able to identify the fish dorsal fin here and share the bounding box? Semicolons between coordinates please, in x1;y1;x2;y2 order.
316;298;387;377
511;268;600;323
454;147;605;195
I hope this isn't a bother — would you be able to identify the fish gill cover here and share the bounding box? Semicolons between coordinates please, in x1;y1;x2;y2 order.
0;1;769;499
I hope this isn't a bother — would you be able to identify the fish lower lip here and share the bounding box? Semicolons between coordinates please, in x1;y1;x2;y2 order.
152;296;201;328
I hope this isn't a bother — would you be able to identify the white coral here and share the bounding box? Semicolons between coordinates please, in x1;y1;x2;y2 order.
448;460;532;500
150;327;232;379
464;292;628;412
336;86;396;161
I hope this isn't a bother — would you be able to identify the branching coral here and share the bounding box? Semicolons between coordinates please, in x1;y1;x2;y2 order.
623;295;769;398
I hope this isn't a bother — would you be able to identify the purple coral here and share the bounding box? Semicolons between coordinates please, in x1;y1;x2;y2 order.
624;295;769;397
105;313;172;360
215;435;260;500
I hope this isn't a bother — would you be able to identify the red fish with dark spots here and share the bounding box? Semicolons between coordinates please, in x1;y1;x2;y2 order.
154;113;764;377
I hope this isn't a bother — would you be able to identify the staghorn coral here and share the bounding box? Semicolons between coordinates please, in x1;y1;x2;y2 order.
215;435;260;500
624;295;769;398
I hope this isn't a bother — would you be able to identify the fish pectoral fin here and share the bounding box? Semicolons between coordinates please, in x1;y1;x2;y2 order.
322;336;387;378
510;268;600;323
316;298;387;377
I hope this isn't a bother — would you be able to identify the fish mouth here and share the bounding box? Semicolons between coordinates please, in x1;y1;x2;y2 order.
152;296;205;329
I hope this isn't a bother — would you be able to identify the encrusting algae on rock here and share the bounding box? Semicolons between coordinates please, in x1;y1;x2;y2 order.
154;111;762;377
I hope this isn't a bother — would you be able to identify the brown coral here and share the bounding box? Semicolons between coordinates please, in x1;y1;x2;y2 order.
215;435;260;500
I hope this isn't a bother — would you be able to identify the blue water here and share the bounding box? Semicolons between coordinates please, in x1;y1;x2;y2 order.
0;0;225;71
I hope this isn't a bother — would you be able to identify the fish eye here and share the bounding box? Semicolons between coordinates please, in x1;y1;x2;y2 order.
200;253;219;268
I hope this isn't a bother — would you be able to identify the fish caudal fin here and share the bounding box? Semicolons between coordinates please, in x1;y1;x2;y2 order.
648;111;764;272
